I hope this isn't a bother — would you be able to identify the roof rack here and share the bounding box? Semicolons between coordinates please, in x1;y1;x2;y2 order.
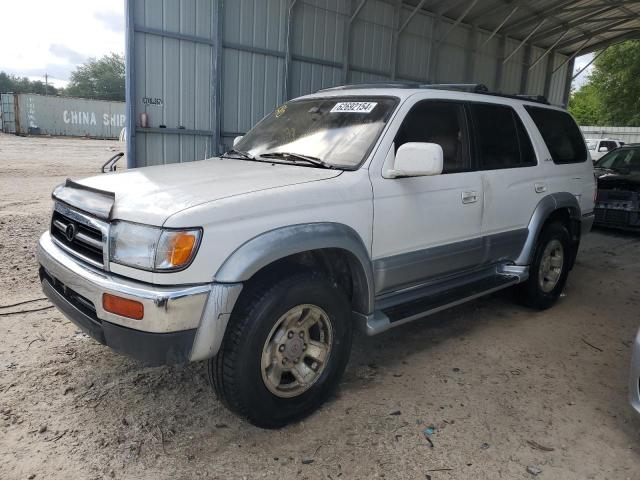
420;83;489;93
316;82;550;105
319;82;419;91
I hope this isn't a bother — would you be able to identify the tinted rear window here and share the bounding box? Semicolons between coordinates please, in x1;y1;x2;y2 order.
470;103;536;169
524;106;587;164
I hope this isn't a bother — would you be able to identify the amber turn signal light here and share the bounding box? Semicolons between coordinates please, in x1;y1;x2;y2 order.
168;232;197;267
102;293;144;320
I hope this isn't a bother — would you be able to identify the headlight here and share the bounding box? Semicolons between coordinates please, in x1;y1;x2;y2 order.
109;221;201;271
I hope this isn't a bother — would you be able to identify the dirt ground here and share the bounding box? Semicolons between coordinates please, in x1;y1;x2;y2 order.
0;133;639;480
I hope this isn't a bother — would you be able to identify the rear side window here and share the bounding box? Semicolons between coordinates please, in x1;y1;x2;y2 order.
469;103;536;170
525;106;587;164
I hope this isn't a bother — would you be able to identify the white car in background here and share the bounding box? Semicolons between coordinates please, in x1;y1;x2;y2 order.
586;138;625;161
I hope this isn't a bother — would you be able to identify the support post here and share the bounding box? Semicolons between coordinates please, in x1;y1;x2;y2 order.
125;0;136;168
494;35;506;91
211;0;223;155
282;0;298;101
427;16;441;82
542;50;555;99
464;24;478;82
341;0;353;83
390;0;403;80
342;0;368;84
519;43;532;94
562;58;575;107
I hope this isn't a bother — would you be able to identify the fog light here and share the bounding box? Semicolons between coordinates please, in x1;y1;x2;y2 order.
102;293;144;320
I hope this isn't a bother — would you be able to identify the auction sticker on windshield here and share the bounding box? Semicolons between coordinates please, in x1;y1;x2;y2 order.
330;102;378;113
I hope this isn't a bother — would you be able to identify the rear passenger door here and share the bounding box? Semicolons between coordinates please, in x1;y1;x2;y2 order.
468;102;543;263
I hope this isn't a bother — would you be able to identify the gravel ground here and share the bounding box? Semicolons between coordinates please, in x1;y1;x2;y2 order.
1;133;639;480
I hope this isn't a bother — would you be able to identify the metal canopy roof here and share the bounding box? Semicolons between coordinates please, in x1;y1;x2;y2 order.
402;0;640;56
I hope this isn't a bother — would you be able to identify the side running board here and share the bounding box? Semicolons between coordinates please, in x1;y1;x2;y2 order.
362;270;522;336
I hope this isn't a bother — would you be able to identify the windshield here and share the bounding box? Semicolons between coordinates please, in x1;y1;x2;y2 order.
586;140;597;151
595;147;640;171
232;97;398;169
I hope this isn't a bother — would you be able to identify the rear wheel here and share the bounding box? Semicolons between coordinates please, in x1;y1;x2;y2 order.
208;272;352;428
518;222;571;310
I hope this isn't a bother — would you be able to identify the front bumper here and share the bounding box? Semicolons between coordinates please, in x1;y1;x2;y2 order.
37;232;242;364
630;329;640;414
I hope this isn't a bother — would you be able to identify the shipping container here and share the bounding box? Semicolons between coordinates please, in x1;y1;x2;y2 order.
0;93;125;139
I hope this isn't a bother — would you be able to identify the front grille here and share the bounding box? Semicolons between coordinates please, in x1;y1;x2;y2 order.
51;207;105;268
594;208;630;227
41;268;99;321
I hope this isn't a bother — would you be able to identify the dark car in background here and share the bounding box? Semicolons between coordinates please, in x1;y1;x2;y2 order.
594;144;640;230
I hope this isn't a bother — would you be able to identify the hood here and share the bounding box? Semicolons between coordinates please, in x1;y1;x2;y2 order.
75;157;341;225
596;169;640;192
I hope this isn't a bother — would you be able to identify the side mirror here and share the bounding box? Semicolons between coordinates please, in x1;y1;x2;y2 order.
598;145;609;152
387;142;444;178
233;135;243;147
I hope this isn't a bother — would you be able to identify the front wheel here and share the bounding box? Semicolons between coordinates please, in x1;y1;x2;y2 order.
208;272;352;428
518;222;572;310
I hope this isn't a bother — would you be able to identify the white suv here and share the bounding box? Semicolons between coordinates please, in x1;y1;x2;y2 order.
37;84;595;427
586;138;624;161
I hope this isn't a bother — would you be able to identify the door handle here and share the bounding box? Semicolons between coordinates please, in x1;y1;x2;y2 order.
462;191;479;204
534;183;547;193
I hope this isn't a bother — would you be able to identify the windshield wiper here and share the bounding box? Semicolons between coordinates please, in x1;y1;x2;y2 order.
259;151;334;169
222;149;254;160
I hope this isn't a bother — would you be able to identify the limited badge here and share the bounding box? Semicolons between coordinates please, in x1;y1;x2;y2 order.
330;102;377;113
275;105;287;117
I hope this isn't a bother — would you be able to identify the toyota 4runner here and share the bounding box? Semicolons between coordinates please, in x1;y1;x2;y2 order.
37;84;595;428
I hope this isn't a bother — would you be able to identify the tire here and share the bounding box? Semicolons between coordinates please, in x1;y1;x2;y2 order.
518;222;572;310
208;271;353;428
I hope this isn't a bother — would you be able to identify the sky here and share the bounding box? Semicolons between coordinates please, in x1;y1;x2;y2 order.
0;1;593;92
0;0;125;88
573;53;595;89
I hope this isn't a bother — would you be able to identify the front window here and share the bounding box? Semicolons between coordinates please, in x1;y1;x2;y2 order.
232;97;398;169
595;147;640;172
586;140;597;151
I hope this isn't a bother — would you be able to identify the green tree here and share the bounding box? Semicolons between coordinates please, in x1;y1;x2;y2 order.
569;40;640;126
65;53;125;101
568;83;602;126
0;72;59;95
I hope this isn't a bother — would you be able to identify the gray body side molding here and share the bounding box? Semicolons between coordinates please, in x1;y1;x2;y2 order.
215;223;375;314
515;192;581;265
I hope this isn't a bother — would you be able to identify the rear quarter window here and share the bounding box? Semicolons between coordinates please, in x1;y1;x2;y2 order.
524;106;587;164
469;103;536;170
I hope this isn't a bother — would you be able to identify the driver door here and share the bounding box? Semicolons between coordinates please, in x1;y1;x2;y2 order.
370;99;484;295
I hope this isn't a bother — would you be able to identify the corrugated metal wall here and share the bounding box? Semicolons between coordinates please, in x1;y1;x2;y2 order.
127;0;572;168
0;93;125;138
581;126;640;144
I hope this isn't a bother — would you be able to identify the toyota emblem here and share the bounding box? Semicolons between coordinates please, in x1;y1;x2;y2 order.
65;223;77;242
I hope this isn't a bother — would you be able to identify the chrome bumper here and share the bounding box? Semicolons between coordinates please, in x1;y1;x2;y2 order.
37;232;242;363
630;329;640;414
